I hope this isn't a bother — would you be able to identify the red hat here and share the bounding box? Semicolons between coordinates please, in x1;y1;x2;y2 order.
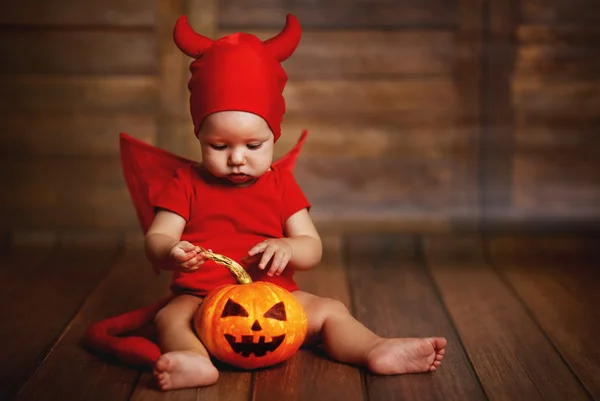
173;14;302;142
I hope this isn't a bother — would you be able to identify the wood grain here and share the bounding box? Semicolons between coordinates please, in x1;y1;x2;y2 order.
0;157;137;230
0;233;57;400
277;117;469;158
424;236;590;400
0;0;154;26
513;80;600;127
521;0;600;23
5;234;121;401
0;30;155;75
488;236;600;398
218;0;458;28
480;0;518;224
217;29;455;79
516;25;600;80
515;128;599;155
0;74;157;113
0;112;156;156
283;80;457;126
345;234;485;401
253;236;364;401
454;0;485;229
14;238;171;401
294;156;474;221
513;154;600;216
155;0;213;161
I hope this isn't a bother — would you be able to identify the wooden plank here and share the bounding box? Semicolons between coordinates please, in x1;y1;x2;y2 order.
283;80;457;126
513;153;600;217
515;128;599;155
0;157;138;230
0;112;156;156
218;0;458;28
0;75;157;112
480;0;518;229
252;235;364;401
513;80;600;127
155;0;215;161
313;219;453;236
0;30;155;74
294;156;473;222
424;236;590;400
455;0;485;230
0;0;154;26
277;118;469;158
218;29;455;79
14;235;173;401
0;230;57;268
346;234;486;401
516;25;600;80
488;235;600;399
521;0;600;23
3;233;120;401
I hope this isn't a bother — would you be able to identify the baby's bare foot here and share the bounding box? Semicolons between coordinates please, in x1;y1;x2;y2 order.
153;351;219;391
366;337;447;375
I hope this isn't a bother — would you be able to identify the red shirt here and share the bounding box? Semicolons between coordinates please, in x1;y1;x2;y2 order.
152;164;310;296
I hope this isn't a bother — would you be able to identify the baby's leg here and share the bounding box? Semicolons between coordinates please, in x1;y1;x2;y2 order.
293;291;447;375
153;294;219;390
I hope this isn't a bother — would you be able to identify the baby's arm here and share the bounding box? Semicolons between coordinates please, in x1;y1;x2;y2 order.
282;208;322;270
245;208;322;275
145;209;207;272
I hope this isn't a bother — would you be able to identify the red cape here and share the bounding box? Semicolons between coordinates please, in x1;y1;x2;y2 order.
84;131;308;368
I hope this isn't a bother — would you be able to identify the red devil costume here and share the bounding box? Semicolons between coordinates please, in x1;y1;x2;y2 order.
84;14;309;368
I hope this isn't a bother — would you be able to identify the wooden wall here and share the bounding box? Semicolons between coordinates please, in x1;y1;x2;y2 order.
0;0;598;235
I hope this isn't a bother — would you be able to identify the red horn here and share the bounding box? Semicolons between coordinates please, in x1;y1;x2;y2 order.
173;15;213;58
263;14;302;62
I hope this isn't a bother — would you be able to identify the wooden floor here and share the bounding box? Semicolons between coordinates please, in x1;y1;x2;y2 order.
1;232;599;401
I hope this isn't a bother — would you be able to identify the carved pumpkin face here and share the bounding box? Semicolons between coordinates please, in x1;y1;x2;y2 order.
194;281;307;369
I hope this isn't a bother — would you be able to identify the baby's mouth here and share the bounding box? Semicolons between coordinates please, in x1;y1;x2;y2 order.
228;173;252;183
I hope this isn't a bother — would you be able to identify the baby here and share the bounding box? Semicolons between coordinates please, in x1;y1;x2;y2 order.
145;15;446;391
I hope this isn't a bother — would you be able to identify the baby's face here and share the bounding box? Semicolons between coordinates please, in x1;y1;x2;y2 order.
197;111;275;186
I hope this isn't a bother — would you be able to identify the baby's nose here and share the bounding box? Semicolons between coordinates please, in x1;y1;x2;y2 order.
228;151;246;165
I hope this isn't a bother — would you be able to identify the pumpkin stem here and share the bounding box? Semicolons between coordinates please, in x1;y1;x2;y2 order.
197;246;253;284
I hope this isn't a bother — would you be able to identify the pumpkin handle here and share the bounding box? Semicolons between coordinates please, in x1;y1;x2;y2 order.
197;246;253;284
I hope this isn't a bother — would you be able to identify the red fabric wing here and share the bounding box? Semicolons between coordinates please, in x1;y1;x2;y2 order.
119;133;196;235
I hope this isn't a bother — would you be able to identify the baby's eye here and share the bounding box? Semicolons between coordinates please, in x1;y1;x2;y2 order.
247;143;263;150
210;144;227;151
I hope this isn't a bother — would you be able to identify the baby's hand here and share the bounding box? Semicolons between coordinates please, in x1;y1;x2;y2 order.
169;241;208;272
242;239;293;276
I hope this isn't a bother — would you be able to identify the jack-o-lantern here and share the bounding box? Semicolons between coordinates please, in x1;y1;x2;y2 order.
193;248;307;369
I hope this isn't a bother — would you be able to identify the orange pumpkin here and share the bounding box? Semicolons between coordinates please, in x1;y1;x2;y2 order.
193;248;307;369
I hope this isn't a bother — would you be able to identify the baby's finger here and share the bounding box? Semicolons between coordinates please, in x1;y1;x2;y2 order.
268;252;285;276
258;247;275;271
273;254;291;276
173;247;197;262
248;242;268;256
182;255;202;269
179;241;196;251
